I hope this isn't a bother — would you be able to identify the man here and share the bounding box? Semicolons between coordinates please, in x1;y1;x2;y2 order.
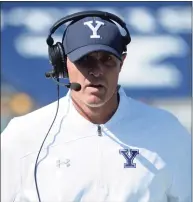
1;12;191;202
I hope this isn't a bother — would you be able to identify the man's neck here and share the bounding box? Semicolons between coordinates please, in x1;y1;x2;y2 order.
71;93;120;125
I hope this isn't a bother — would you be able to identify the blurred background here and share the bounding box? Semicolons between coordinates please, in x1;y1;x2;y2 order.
1;2;192;133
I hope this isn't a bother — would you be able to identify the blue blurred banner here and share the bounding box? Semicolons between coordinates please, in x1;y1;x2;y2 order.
1;2;192;107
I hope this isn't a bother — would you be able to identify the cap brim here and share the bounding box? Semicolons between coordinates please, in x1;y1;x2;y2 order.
67;44;122;62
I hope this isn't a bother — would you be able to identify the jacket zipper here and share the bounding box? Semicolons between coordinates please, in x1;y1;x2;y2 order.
97;125;102;136
97;124;103;197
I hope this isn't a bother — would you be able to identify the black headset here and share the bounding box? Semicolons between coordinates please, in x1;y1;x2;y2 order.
46;10;131;79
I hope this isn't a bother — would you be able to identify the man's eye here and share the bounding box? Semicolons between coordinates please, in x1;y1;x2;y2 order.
76;56;89;64
79;56;87;62
80;55;93;62
107;55;113;60
101;55;115;64
82;55;89;61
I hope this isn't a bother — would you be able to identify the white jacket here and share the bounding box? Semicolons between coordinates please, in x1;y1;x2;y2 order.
1;87;191;202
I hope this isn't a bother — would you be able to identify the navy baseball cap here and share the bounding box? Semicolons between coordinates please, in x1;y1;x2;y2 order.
63;16;124;62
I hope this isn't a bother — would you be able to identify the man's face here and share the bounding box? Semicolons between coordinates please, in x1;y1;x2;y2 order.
67;51;125;107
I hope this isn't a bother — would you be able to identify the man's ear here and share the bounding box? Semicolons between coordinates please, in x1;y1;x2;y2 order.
120;53;127;70
121;53;127;62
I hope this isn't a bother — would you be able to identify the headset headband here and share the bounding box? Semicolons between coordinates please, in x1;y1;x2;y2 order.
46;10;131;47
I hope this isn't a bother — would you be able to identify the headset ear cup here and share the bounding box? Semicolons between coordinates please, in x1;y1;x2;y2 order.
56;42;68;77
48;45;55;67
48;42;68;78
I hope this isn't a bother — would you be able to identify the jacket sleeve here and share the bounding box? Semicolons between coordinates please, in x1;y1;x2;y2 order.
166;120;191;202
1;118;22;202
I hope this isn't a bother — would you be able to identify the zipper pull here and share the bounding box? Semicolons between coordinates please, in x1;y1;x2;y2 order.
97;125;102;136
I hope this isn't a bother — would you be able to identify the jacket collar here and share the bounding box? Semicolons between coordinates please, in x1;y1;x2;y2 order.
64;86;130;128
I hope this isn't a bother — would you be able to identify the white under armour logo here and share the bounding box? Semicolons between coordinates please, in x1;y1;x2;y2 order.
56;159;70;168
83;20;105;39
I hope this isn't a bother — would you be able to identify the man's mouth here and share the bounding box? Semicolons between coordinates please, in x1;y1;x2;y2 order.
88;84;103;88
86;84;105;93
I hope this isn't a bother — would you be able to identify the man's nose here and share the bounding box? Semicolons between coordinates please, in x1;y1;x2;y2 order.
89;63;104;77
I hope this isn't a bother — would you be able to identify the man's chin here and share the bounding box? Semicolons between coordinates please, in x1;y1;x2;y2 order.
83;98;107;108
85;102;106;108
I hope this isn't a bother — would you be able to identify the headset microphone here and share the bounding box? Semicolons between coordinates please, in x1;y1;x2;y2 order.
45;72;81;91
64;82;81;91
70;83;81;91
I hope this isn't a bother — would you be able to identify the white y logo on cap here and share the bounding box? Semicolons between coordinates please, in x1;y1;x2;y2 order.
84;20;105;39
